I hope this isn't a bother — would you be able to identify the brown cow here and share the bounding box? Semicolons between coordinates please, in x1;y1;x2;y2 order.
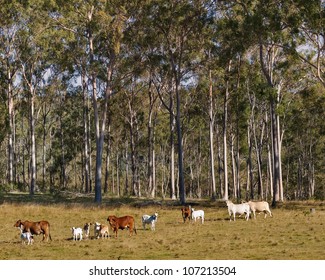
181;205;192;223
14;219;52;241
107;215;137;238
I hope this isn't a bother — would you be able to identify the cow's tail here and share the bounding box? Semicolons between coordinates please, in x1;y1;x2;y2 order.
134;224;137;235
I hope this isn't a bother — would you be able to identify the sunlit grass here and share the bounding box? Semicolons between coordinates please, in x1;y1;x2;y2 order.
0;194;325;260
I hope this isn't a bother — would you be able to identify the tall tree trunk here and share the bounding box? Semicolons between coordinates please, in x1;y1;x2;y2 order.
251;96;264;199
223;62;231;200
208;70;217;199
42;109;46;191
236;127;241;199
169;88;176;200
276;84;284;202
87;5;115;203
20;117;27;190
117;153;120;197
93;69;111;203
7;73;14;185
230;133;237;198
259;43;281;206
270;99;280;206
128;100;139;196
136;121;141;197
124;144;129;195
147;81;157;198
216;123;223;198
169;61;185;204
88;96;93;193
308;143;315;198
266;111;273;200
104;122;111;194
147;83;153;197
247;122;254;199
60;108;66;190
82;72;91;193
30;88;36;195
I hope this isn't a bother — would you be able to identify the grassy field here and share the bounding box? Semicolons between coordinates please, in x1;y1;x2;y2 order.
0;192;325;260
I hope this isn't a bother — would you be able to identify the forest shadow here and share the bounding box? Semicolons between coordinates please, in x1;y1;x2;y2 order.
2;191;321;211
0;191;225;209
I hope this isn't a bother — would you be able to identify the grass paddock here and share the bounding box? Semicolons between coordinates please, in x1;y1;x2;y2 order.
0;193;325;260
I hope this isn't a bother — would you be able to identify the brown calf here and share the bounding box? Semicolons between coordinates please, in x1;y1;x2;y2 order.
14;219;52;241
107;215;137;238
181;205;192;223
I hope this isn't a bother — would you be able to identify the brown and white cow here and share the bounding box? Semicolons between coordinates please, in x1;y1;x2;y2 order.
181;205;192;223
107;215;136;238
14;219;52;241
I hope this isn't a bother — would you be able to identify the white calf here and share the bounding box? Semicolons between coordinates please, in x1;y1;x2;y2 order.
248;201;272;219
18;226;33;245
191;208;204;224
226;200;250;221
94;222;101;238
142;213;158;231
71;227;83;241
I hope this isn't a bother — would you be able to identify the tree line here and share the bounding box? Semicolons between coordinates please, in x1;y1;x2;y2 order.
0;0;324;205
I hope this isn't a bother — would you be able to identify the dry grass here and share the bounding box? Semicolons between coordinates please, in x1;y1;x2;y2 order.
0;193;325;260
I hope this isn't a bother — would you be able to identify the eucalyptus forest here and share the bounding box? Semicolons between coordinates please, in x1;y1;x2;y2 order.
0;0;324;205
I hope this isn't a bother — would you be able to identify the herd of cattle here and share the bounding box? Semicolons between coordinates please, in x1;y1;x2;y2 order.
13;200;272;244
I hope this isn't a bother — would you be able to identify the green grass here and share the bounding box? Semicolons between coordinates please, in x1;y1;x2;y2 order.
1;192;325;260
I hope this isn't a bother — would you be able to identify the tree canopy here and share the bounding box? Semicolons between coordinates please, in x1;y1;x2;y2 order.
0;0;324;203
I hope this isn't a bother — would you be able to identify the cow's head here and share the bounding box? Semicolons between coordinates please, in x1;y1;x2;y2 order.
14;219;22;228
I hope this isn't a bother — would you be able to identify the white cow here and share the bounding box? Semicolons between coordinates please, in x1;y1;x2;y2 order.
71;227;83;241
248;201;273;219
226;200;250;221
191;208;204;224
142;213;158;231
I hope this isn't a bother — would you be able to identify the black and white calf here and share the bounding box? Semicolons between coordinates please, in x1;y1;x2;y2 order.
142;213;158;231
83;222;92;239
